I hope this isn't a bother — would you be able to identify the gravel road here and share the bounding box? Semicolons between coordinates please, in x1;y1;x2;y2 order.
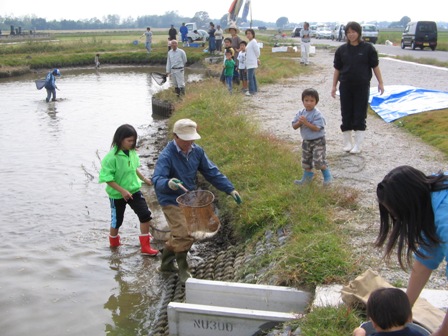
246;47;448;288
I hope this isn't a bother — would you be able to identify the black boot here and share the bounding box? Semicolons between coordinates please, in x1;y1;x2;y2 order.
179;87;185;96
175;252;192;284
158;248;178;273
174;87;180;97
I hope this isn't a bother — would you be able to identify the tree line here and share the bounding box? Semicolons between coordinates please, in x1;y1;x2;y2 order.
0;11;267;32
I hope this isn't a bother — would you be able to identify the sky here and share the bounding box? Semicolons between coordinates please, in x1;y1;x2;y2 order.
1;0;446;24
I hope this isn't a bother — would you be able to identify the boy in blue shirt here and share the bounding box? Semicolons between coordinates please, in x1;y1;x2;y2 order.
292;88;332;185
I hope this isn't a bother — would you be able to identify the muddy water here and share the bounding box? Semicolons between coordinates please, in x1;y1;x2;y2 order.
0;67;198;336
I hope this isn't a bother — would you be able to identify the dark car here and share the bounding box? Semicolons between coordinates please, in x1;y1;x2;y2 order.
258;26;267;30
401;21;437;51
291;27;302;37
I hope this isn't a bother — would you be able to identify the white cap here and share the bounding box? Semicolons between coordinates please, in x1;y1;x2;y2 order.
173;119;201;141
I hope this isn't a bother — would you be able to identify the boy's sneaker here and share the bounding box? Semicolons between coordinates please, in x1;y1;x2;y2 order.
245;91;251;96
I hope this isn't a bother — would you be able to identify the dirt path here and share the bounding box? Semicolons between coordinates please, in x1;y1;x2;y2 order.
246;47;448;288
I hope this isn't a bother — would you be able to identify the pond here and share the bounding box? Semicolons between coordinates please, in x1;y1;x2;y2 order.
0;66;201;336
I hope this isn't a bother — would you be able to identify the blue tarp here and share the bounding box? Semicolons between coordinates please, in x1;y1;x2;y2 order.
369;85;448;123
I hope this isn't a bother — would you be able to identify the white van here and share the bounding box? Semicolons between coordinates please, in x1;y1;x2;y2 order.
361;23;378;44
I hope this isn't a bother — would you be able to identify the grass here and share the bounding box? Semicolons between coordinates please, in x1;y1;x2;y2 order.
297;306;364;336
394;108;448;156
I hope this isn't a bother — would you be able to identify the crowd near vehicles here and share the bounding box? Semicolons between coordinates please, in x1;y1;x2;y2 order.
401;21;437;51
361;23;378;44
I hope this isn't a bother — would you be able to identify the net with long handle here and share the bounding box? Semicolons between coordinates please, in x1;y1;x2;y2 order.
151;72;168;86
176;190;221;241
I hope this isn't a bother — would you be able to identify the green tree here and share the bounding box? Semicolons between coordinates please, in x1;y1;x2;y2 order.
399;16;411;27
276;16;289;28
192;11;210;28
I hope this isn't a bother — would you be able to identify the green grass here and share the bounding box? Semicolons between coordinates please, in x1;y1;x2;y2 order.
297;306;363;336
394;108;448;156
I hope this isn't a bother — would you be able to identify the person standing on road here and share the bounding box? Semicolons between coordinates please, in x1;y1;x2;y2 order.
300;22;311;65
44;68;61;102
374;165;448;336
166;40;187;96
245;28;260;96
140;27;153;53
331;21;384;154
152;119;242;284
292;88;332;185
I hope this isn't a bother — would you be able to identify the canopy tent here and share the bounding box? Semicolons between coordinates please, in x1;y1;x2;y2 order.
369;85;448;123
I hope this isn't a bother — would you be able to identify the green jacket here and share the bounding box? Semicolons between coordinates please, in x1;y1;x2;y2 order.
224;59;235;77
99;146;142;199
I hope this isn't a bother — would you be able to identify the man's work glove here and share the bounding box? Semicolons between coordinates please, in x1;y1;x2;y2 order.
230;190;242;204
168;178;183;190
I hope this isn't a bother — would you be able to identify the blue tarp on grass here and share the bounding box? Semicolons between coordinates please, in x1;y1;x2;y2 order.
369;85;448;123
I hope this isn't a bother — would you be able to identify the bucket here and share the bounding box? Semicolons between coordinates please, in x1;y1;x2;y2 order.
176;190;220;241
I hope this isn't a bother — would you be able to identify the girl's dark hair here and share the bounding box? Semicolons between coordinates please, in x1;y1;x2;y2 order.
302;88;319;104
111;124;137;154
344;21;362;42
245;28;255;38
367;288;411;330
224;37;232;43
375;165;447;269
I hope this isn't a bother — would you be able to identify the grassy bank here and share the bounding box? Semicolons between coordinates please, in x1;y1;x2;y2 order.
0;35;203;77
158;49;363;334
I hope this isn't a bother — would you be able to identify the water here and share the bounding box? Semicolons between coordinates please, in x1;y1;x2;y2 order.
0;67;196;336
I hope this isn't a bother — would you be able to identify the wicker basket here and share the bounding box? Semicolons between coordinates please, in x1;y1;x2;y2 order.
176;190;221;241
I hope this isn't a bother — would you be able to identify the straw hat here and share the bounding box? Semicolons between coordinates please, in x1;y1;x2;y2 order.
225;24;240;34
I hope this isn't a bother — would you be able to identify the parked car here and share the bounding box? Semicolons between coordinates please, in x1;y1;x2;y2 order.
401;21;437;51
309;25;318;38
316;26;332;39
331;23;345;41
361;23;378;44
291;27;302;37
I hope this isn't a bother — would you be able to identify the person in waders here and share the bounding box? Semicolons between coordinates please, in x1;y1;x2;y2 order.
152;119;242;284
44;68;60;102
166;40;187;97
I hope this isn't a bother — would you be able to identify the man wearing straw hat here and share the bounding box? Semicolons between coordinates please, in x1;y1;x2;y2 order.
152;119;242;284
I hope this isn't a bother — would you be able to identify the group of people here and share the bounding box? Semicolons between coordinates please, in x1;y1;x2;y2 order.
96;21;448;335
99;120;241;284
221;25;260;96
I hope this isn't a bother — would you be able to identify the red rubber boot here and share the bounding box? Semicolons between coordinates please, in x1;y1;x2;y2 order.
109;235;121;247
139;234;159;256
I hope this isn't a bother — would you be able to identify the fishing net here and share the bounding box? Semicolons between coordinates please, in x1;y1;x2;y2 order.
151;72;168;86
35;79;46;90
176;190;221;241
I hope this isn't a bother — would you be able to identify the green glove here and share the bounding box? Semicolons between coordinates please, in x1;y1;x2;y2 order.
230;190;242;204
168;178;183;190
